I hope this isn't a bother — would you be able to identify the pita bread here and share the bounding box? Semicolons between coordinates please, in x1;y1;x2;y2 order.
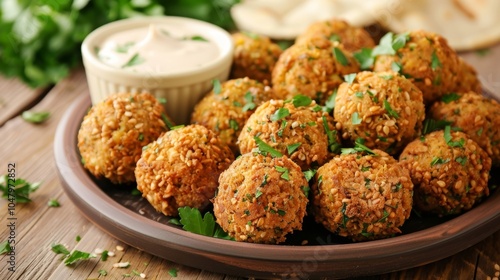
378;0;500;51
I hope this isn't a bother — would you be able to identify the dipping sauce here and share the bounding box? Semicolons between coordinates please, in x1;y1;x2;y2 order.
97;24;220;74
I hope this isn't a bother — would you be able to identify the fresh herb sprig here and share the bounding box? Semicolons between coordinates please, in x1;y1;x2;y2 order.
169;206;231;240
0;175;40;203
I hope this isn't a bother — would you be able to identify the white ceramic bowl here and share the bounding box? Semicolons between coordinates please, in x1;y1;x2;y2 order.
81;16;234;124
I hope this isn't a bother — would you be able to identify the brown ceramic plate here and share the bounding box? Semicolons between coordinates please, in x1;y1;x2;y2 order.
54;93;500;279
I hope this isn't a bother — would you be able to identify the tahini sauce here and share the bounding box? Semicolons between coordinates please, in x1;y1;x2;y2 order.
98;24;220;73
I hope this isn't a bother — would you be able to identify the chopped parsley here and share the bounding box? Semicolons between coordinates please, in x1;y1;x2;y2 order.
431;51;442;70
422;118;452;135
242;92;256;112
329;34;341;42
391;61;402;73
212;79;222;95
303;169;317;182
455;156;467;166
22;111;50;124
383;99;399;119
444;125;465;148
0;175;40;203
47;198;60;207
441;93;461;104
291;94;312;107
372;32;409;56
275;166;290;181
270;107;290;122
353;48;374;70
229;119;239;131
51;243;96;266
333;47;350;66
177;206;230;239
186;35;208;42
121;53;145;68
322;116;341;153
0;241;12;255
341;138;377;155
351;112;362;124
254;136;283;158
101;250;109;261
430;157;450;166
161;113;174;129
341;202;349;228
255;189;263;199
322;89;337;113
379;74;394;80
98;269;108;276
260;174;269;187
168;268;178;277
344;73;357;84
355;91;364;98
286;143;302;155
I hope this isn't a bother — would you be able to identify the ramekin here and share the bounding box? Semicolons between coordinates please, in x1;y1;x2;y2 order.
81;16;234;124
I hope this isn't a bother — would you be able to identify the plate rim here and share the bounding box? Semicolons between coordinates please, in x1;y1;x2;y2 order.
54;93;500;278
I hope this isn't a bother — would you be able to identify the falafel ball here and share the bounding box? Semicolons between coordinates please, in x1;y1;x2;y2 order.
272;40;360;104
238;98;341;170
78;92;168;184
399;129;491;216
373;30;461;104
191;77;274;154
213;153;308;244
429;92;500;166
135;124;234;216
334;71;425;155
453;58;482;94
295;19;375;52
230;32;283;83
312;149;413;242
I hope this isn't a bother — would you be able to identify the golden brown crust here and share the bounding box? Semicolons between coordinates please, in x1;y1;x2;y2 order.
429;92;500;166
213;153;308;244
135;124;234;216
311;150;413;241
230;32;283;83
190;78;275;154
238;99;340;170
272;41;360;104
334;71;425;155
399;130;491;215
77;92;168;184
373;30;461;105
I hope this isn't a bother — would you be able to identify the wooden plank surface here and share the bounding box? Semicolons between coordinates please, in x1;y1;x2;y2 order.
0;64;499;279
0;76;47;127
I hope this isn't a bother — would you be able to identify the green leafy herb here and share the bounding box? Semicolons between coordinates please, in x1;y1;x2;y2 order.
161;113;174;129
254;136;283;158
322;89;337;113
372;32;409;57
131;188;141;196
292;95;312;107
48;198;60;207
98;269;108;276
138;133;144;141
430;157;450;166
275;166;290;181
422;118;452;135
270;107;290;122
0;175;40;203
392;32;410;51
75;235;81;242
22;111;50;124
242;92;256;112
441;93;461;104
341;138;377;155
255;189;263;199
444;125;465;148
168;268;178;277
212;79;222;95
301;185;310;197
287;143;301;155
229;119;239;131
322;116;341;153
391;61;402;73
186;35;208;42
431;51;442;70
353;48;374;70
341;202;349;228
378;210;390;223
121;53;145;68
355;91;364;98
115;42;134;53
333;47;349;66
303;169;316;182
379;74;393;80
329;34;341;42
0;241;12;255
383;99;399;119
260;174;268;187
456;156;467;166
51;243;96;266
101;250;109;261
475;48;491;57
344;73;357;84
51;243;70;255
177;206;230;239
351;112;362;125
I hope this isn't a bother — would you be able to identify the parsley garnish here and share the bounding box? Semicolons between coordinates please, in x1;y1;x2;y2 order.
344;73;357;84
329;34;341;42
101;250;109;261
229;119;239;131
322;116;341;153
455;156;467;166
168;268;178;277
441;93;461;104
292;94;312;107
303;169;317;182
333;47;349;66
353;48;374;70
0;241;12;255
444;126;465;148
422;118;452;135
48;198;60;207
379;74;394;80
254;136;283;158
383;99;399;119
391;61;402;73
275;166;290;181
98;269;108;276
187;35;208;42
115;42;134;53
355;91;364;98
22;111;50;124
430;157;450;166
212;79;222;95
51;243;96;266
341;138;377;155
287;143;302;155
372;32;409;56
161;113;174;129
121;53;145;68
177;206;230;239
242;92;256;112
270;107;290;122
322;89;337;113
431;51;442;70
0;175;40;203
351;112;362;124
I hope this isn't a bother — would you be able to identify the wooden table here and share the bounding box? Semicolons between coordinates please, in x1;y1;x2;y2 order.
1;47;499;279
